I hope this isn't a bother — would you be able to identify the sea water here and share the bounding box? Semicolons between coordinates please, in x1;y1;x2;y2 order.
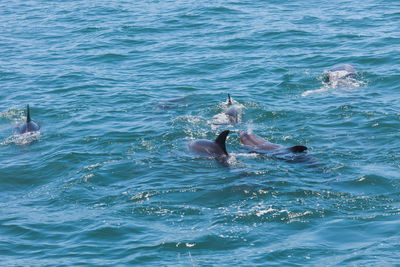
1;0;399;265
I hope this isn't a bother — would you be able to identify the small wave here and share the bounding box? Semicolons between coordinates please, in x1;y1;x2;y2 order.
0;132;41;146
0;108;25;123
301;86;330;97
302;80;364;97
174;115;205;125
211;113;231;127
218;203;318;224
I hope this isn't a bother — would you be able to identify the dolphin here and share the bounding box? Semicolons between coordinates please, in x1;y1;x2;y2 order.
240;131;321;166
302;64;358;96
239;131;307;154
15;105;40;134
224;94;240;124
325;64;357;85
188;130;230;159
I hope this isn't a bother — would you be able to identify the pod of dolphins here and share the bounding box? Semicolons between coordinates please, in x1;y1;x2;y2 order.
188;93;309;162
189;64;358;163
14;65;357;165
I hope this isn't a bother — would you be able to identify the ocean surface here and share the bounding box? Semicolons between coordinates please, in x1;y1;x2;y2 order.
1;0;400;265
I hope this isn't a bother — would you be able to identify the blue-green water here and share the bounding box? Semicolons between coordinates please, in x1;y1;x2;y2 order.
1;0;400;265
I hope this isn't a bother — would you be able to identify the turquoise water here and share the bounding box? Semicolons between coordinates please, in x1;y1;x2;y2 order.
1;0;400;265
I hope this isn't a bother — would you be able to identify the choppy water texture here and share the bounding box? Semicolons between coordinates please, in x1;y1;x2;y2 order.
1;0;400;265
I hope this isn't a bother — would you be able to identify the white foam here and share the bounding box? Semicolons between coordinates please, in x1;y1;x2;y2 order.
0;131;41;146
302;77;364;97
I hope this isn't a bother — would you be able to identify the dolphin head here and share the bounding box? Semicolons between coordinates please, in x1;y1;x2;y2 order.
325;64;357;85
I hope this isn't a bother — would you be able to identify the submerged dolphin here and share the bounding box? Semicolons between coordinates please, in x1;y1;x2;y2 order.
239;131;307;154
188;130;230;158
15;105;40;134
325;64;357;85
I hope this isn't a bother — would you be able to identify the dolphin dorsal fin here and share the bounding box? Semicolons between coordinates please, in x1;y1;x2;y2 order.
26;104;31;123
288;145;307;153
215;130;230;155
227;94;232;105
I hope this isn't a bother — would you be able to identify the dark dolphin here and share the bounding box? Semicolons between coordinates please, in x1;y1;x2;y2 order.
225;94;239;124
15;105;40;134
189;130;230;159
239;131;307;154
325;64;357;84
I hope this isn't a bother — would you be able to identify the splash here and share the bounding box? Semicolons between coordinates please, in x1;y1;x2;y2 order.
302;72;365;97
211;100;244;128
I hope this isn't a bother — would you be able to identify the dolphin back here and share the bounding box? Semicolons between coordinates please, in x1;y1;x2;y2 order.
16;121;40;134
15;105;40;134
330;64;355;73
